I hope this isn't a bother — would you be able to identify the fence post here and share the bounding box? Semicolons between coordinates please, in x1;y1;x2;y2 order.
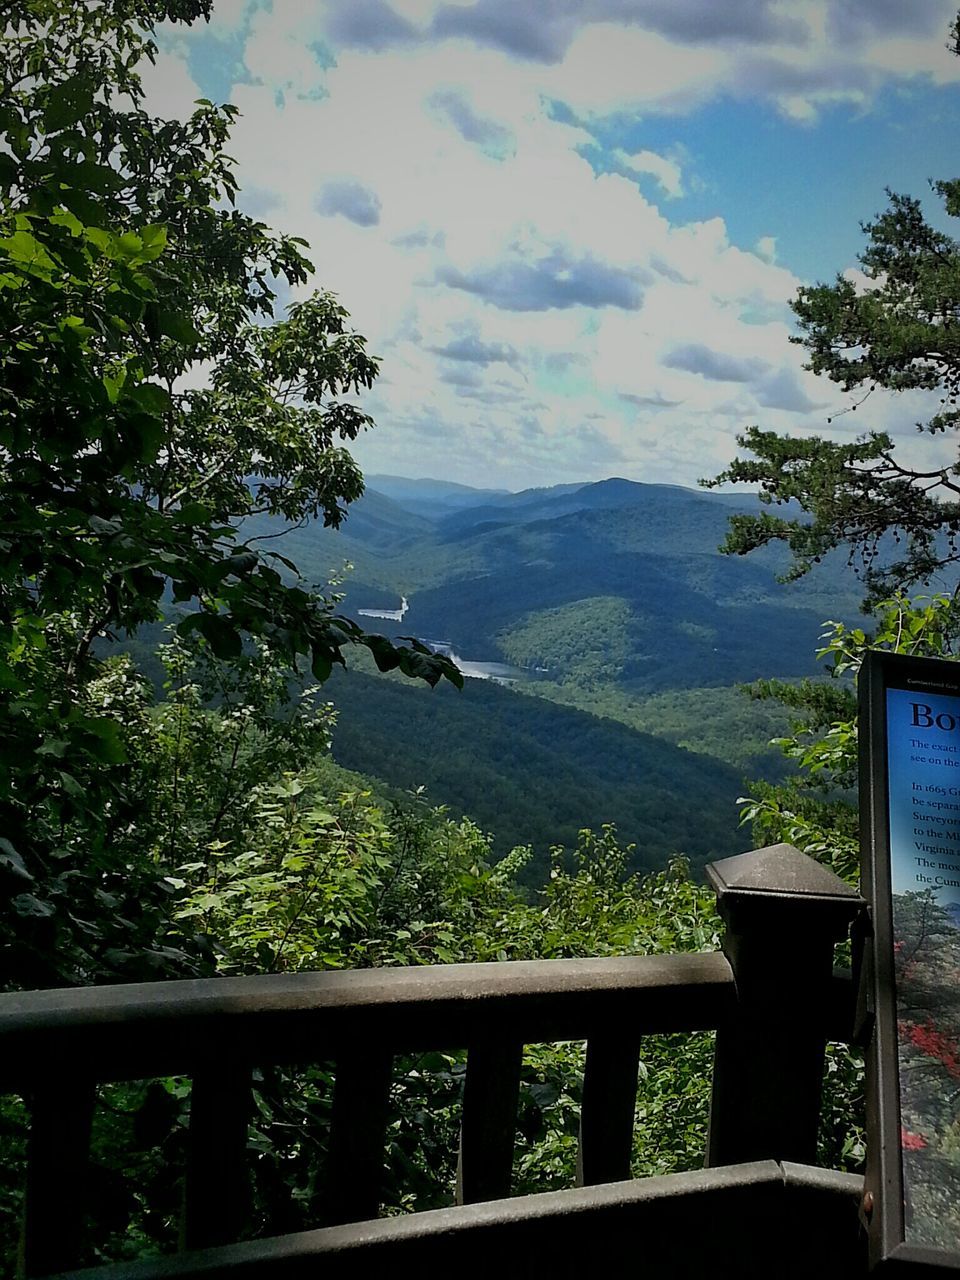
705;843;863;1168
20;1075;96;1278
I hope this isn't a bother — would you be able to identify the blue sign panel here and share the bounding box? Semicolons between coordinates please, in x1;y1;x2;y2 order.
886;685;960;1251
860;652;960;1272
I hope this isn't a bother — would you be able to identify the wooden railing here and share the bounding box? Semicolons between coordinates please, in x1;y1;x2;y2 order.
0;843;866;1278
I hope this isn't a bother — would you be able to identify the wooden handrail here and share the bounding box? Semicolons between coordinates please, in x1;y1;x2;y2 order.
2;845;866;1276
6;952;740;1275
78;1160;867;1280
0;952;736;1090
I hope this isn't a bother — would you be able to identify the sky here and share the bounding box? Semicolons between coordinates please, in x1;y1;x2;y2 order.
146;0;960;492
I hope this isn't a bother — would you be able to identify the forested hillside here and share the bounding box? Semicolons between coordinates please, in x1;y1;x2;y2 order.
217;472;870;863
324;665;747;882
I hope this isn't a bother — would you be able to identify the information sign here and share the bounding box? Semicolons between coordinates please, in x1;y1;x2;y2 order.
861;650;960;1273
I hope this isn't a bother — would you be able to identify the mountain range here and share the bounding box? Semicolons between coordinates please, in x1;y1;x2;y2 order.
242;474;865;880
259;474;863;693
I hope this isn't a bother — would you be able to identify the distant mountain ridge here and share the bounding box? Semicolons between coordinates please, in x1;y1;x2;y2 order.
433;476;755;538
330;488;434;550
248;473;864;692
364;474;513;521
232;472;869;880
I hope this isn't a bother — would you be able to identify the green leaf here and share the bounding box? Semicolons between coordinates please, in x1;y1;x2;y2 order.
43;80;94;131
58;770;84;798
88;515;122;535
311;649;333;681
221;551;258;577
49;207;84;237
156;310;200;344
175;502;212;526
195;612;243;658
12;894;55;919
102;367;127;403
0;230;57;274
139;224;168;260
126;381;171;414
83;226;114;254
116;230;145;261
0;839;34;885
82;718;127;764
364;634;400;673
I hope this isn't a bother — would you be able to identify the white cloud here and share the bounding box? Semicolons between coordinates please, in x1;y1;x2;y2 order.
551;26;727;114
616;147;684;197
137;47;201;119
139;1;960;490
777;93;819;122
243;6;329;98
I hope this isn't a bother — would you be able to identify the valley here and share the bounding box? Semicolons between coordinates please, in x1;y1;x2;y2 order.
245;474;865;880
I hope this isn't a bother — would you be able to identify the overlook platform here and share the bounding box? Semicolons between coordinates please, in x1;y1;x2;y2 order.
1;844;871;1278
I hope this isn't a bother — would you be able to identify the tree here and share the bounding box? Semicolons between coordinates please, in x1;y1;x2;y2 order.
1;0;460;678
707;19;960;604
740;593;960;879
0;0;458;985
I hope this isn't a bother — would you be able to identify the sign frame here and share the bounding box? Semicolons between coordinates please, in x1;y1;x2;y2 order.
860;649;960;1275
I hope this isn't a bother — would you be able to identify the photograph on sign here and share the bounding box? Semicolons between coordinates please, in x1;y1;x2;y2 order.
885;678;960;1251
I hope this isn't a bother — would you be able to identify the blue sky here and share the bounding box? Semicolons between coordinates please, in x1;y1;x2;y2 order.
148;0;960;490
577;85;960;282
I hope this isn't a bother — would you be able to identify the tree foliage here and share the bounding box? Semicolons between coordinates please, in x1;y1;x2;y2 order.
0;633;726;1262
0;0;431;671
0;0;463;983
707;56;960;604
740;594;960;879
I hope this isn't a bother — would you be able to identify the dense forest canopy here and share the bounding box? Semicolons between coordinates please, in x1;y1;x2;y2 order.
0;0;464;986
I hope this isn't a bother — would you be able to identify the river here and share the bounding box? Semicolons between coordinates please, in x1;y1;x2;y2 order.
357;595;409;622
354;594;526;683
424;642;527;684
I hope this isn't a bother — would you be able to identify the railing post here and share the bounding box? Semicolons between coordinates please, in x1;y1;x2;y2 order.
181;1064;252;1251
456;1040;523;1205
20;1075;96;1278
705;843;863;1168
322;1046;393;1225
577;1036;641;1186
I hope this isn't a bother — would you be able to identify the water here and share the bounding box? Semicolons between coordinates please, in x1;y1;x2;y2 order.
357;595;409;622
422;641;526;684
355;597;526;682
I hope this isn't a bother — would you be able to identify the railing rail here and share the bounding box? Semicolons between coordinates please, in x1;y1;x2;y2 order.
0;952;737;1089
79;1160;867;1280
0;844;866;1277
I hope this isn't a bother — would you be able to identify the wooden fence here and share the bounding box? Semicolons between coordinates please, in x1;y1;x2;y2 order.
0;843;868;1278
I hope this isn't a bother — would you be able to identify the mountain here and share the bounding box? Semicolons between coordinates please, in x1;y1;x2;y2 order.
435;477;729;537
244;475;863;691
229;474;867;870
331;488;435;550
322;480;861;691
324;664;748;883
364;475;511;521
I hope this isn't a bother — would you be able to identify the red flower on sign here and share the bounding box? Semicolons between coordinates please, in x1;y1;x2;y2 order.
902;1020;960;1079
